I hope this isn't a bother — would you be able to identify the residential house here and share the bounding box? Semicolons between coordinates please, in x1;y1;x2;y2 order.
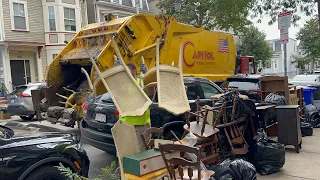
263;38;299;79
42;0;82;66
85;0;152;24
0;0;83;91
1;0;46;91
0;0;5;86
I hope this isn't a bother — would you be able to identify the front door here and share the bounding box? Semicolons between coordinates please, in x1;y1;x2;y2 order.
10;60;31;87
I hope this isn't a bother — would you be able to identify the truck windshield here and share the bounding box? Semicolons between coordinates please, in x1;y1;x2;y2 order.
227;78;260;90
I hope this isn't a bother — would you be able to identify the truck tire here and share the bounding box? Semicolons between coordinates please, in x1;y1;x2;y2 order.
20;115;35;121
25;165;69;180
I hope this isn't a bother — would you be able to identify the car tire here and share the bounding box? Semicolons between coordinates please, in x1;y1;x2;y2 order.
24;165;69;180
20;114;35;120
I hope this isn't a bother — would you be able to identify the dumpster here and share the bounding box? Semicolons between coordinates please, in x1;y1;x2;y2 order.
303;87;317;105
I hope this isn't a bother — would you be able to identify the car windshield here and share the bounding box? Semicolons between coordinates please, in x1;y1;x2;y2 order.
227;79;260;90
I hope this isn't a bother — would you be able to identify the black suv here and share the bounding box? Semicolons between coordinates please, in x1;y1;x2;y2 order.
80;77;223;154
0;121;89;180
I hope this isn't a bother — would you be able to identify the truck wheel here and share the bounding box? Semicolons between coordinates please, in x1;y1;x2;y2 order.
20;115;35;121
25;165;69;180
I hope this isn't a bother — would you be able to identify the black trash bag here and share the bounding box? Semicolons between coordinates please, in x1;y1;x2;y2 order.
211;159;257;180
306;112;320;128
215;91;255;123
251;129;285;175
264;93;286;105
300;121;313;136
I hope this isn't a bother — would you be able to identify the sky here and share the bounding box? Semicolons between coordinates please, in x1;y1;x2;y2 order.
252;11;316;41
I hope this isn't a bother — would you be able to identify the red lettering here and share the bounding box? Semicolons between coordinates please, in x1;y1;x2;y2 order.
193;52;198;59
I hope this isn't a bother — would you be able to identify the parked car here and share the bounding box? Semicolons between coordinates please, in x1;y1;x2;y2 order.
0;121;89;180
80;77;223;153
7;82;46;120
289;74;320;86
223;74;263;100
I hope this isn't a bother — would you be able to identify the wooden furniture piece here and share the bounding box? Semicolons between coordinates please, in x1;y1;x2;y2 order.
123;149;179;177
256;105;277;136
289;86;304;116
275;105;302;153
124;168;168;180
141;127;164;150
217;96;249;156
260;76;290;103
182;97;221;165
159;144;215;180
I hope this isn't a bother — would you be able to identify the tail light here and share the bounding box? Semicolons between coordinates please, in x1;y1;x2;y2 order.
18;93;30;98
82;102;89;110
115;110;119;116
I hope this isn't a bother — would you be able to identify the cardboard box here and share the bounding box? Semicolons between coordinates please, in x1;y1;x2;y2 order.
123;149;179;176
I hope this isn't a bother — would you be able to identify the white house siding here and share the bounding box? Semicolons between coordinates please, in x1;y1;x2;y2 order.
263;38;299;79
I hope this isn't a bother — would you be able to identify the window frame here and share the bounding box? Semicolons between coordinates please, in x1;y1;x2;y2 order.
9;0;29;31
52;53;58;60
48;6;56;31
63;7;76;32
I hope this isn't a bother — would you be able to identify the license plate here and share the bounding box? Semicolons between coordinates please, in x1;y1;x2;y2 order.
95;113;106;123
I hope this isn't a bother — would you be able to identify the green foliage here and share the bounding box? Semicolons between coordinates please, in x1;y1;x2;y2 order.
56;161;120;180
292;55;312;69
297;18;320;59
238;26;273;67
157;0;253;33
251;0;317;25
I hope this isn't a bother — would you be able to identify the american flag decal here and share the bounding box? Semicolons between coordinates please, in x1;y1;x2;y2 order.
218;39;229;52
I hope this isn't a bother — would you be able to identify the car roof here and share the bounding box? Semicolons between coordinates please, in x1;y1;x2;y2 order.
183;76;213;84
228;74;278;80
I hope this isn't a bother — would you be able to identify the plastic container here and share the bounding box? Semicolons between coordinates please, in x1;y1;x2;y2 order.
303;87;317;105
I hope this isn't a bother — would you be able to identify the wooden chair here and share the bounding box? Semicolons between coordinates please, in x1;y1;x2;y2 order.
159;144;215;180
220;96;249;156
182;97;221;166
141;127;164;150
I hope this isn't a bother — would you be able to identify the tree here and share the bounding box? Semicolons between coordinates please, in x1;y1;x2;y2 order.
157;0;253;33
295;18;320;69
251;0;318;27
238;26;273;67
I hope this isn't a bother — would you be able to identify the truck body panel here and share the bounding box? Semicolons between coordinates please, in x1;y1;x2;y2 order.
46;14;236;96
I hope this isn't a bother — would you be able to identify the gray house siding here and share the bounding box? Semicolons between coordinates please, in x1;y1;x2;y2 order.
2;0;45;43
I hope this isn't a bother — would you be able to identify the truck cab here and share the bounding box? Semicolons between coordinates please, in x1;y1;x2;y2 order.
236;55;257;75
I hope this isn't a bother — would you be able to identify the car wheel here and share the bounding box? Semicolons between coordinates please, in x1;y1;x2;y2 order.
25;165;69;180
20;114;35;120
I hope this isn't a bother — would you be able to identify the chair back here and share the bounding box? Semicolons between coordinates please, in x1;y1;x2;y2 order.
159;144;201;180
141;127;164;149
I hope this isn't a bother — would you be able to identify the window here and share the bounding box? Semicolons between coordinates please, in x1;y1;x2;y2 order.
274;59;278;69
48;6;56;31
199;83;220;99
64;7;76;31
52;54;58;60
10;1;29;30
274;40;281;51
294;45;296;52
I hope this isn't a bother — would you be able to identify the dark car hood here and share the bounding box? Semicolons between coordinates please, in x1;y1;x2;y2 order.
0;121;76;149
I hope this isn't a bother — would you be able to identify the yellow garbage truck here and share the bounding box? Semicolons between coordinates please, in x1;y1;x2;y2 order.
35;14;251;127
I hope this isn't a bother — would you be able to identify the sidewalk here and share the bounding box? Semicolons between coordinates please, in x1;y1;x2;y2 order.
258;129;320;180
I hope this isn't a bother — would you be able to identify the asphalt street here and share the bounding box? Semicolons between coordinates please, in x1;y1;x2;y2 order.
0;118;117;179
